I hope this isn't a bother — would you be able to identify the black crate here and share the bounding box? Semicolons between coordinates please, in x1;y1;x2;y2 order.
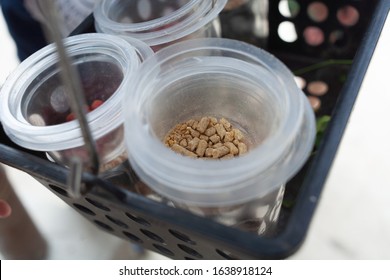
0;0;387;259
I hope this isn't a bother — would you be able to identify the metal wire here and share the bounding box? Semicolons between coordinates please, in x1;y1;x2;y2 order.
37;0;100;197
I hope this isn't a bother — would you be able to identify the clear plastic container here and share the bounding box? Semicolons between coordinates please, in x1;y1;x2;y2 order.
0;34;153;177
94;0;227;52
124;38;316;235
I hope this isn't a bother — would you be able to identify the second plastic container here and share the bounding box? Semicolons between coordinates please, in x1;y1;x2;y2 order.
124;38;316;235
0;34;153;184
94;0;227;52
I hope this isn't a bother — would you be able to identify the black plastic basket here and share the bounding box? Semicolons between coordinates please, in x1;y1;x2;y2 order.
0;0;387;259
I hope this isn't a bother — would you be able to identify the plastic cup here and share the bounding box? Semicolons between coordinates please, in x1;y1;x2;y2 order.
0;34;153;179
94;0;227;52
124;38;316;235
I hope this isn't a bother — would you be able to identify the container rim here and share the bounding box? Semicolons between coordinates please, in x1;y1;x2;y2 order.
94;0;227;45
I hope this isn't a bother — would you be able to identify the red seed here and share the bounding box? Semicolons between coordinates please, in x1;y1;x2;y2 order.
90;99;104;111
66;112;75;122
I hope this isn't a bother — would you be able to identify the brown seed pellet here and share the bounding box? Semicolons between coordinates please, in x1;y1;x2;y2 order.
224;142;239;155
172;144;198;158
210;117;218;125
188;137;200;151
221;153;234;159
179;139;188;147
213;143;223;148
196;117;210;133
191;121;199;130
233;128;244;141
212;146;230;159
220;118;232;130
189;127;200;138
238;142;248;155
215;123;226;140
164;116;248;159
205;148;214;157
186;119;195;127
224;131;235;142
196;140;208;157
209;134;221;144
205;127;216;137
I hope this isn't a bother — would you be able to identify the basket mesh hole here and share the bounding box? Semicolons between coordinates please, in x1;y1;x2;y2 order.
307;80;329;96
337;5;360;27
94;220;114;232
140;229;165;243
153;244;174;257
278;21;298;43
73;203;96;216
106;215;129;229
329;30;346;47
85;197;110;211
169;229;196;245
303;26;324;46
123;231;143;244
307;2;328;23
178;244;203;259
216;249;240;260
49;184;69;197
126;212;151;227
308;96;321;111
278;0;300;18
294;76;306;89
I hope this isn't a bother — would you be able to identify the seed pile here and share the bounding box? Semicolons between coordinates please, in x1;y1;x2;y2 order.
164;117;248;159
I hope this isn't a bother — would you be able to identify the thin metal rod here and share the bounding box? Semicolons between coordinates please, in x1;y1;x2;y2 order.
38;0;100;179
68;157;84;198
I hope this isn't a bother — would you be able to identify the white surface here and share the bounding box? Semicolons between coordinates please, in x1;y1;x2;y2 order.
1;8;390;260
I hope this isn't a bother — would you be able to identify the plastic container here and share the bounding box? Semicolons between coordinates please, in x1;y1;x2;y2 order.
0;33;153;175
124;38;316;235
93;0;227;52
